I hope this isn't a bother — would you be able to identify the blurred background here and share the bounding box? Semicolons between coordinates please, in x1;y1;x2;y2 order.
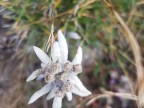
0;0;144;108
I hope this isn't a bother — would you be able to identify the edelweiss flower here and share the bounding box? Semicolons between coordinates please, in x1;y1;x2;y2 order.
26;30;91;108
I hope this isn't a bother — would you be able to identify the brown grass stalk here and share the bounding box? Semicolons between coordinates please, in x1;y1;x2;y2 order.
112;10;144;105
103;0;144;107
87;91;138;106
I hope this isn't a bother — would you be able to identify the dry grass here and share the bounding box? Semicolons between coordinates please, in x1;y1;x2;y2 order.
0;0;144;108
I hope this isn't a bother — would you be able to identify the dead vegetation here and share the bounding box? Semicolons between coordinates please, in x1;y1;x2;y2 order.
0;0;144;108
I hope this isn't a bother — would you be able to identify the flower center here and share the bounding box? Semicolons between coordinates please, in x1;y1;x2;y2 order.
50;63;58;72
63;81;72;92
44;72;53;83
63;61;72;72
55;72;68;81
73;64;82;73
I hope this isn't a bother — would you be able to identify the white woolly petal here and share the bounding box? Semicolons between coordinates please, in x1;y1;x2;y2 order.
71;86;91;97
51;41;61;63
67;32;81;40
46;90;55;100
46;82;57;100
69;73;91;95
57;30;68;63
33;46;50;64
28;84;51;104
52;97;62;108
41;63;47;68
26;69;42;82
72;46;82;64
36;74;44;81
66;92;72;101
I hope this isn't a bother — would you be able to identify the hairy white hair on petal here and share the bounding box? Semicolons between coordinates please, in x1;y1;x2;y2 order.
51;41;61;63
57;30;68;63
41;63;46;68
28;83;52;104
67;32;81;40
52;97;62;108
36;74;44;81
66;92;72;101
69;73;91;95
72;46;82;65
26;69;42;82
33;46;50;64
71;86;91;97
